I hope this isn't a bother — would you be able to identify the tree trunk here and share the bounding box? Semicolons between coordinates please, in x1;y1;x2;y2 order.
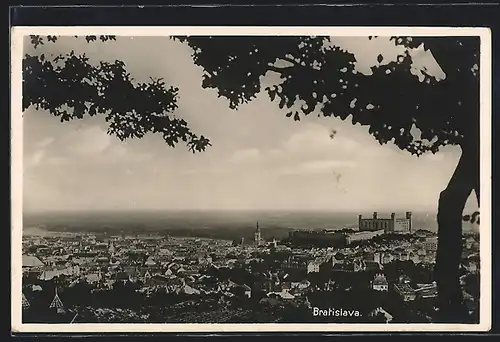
434;143;479;322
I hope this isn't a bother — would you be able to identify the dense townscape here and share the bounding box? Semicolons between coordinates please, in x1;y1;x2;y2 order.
21;212;480;324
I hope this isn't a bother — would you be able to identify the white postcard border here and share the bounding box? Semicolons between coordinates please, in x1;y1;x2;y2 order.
10;26;492;333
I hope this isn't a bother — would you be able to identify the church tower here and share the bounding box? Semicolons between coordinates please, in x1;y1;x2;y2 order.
254;221;262;246
49;288;65;314
22;292;30;309
108;239;115;255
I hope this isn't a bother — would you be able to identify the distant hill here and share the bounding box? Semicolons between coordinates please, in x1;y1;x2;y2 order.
21;209;478;240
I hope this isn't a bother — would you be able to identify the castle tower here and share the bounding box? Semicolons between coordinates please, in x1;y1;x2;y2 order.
254;221;262;245
406;212;413;233
22;292;30;309
49;288;65;314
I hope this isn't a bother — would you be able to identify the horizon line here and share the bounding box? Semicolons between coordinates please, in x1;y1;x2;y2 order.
23;208;438;214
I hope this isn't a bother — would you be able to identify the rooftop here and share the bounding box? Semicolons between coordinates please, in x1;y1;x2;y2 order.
394;283;415;294
22;255;44;267
373;274;388;285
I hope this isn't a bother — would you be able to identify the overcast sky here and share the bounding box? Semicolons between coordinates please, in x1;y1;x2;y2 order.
21;36;478;213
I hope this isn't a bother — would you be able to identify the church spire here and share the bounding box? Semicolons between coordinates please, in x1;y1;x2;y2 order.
254;221;262;245
49;287;65;314
22;292;30;309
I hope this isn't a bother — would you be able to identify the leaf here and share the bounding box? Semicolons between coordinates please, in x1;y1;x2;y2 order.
377;54;383;63
462;215;471;222
278;97;286;109
88;104;97;116
470;211;480;224
293;112;300;121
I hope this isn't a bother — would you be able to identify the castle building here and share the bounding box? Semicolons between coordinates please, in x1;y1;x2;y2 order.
358;212;412;234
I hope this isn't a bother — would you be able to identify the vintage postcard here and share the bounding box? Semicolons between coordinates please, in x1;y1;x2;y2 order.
11;26;492;333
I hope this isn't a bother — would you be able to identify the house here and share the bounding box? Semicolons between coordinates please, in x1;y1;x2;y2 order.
465;236;476;249
399;252;410;262
240;284;252;298
381;253;393;265
410;253;421;264
332;252;345;265
182;285;201;295
307;261;321;273
398;274;411;284
269;289;295;300
424;237;438;252
414;282;437;299
144;257;156;267
394;283;416;301
361;252;375;263
22;255;44;270
38;268;66;281
159;248;173;256
467;261;478;273
417;248;427;256
371;273;389;292
467;254;480;272
85;272;102;285
369;307;393;323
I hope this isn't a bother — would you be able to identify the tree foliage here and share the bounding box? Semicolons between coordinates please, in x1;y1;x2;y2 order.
23;35;210;153
23;34;479;157
174;35;479;156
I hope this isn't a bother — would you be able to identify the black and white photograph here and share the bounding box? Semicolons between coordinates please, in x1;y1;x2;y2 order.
11;27;491;332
